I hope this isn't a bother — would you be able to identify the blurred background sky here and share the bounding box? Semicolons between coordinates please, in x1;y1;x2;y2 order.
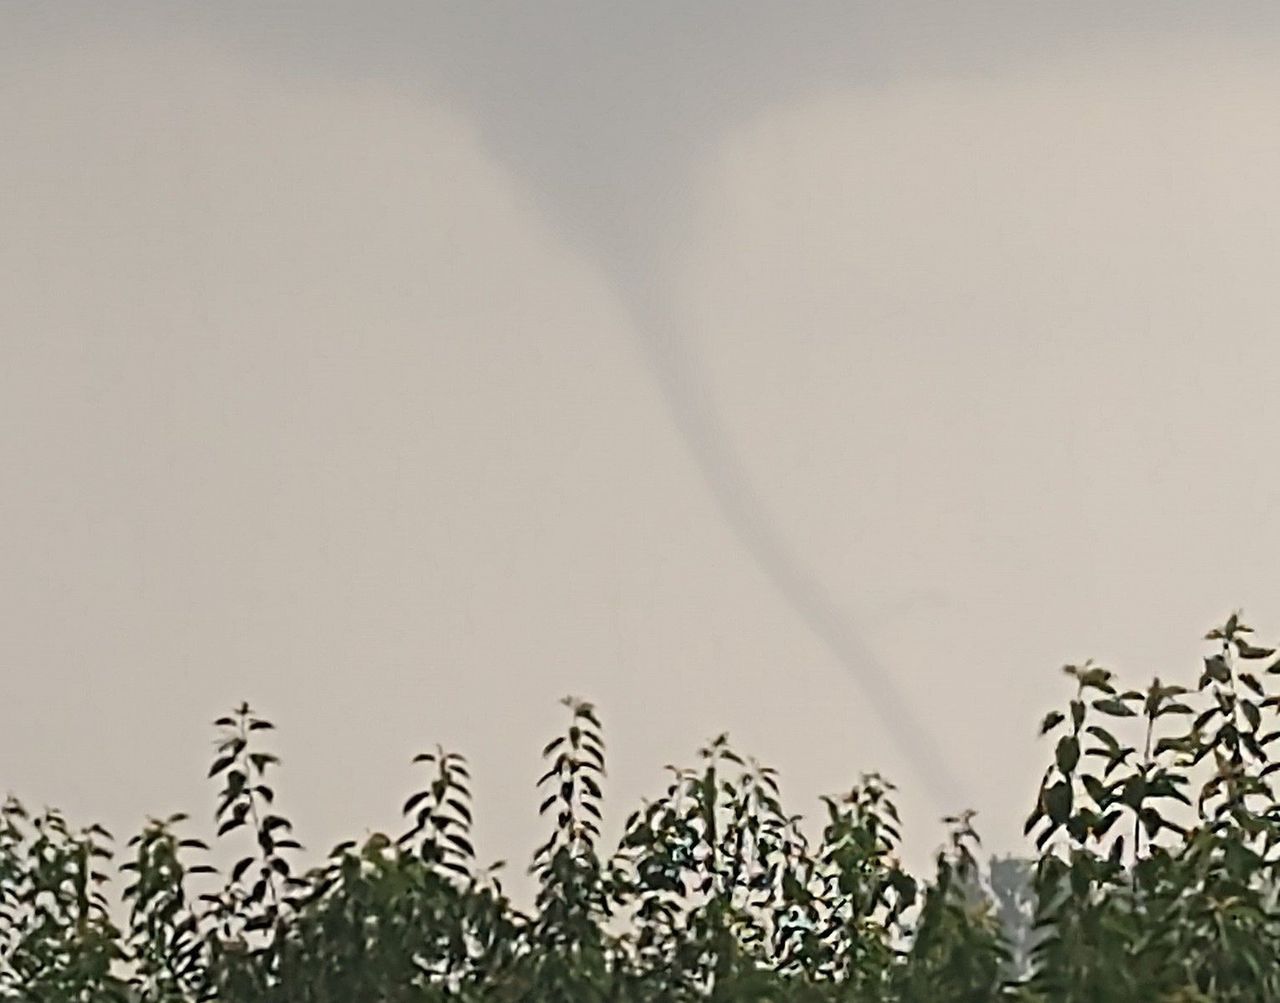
4;3;1280;888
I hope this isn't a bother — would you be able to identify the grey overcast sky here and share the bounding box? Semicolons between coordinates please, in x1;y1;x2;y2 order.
4;3;1280;884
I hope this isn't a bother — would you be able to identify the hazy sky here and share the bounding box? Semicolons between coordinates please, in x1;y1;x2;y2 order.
5;3;1280;887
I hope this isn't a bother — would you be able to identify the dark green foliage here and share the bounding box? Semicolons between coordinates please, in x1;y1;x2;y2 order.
6;614;1280;1000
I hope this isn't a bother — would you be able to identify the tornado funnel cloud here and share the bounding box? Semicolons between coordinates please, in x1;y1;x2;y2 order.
399;6;974;813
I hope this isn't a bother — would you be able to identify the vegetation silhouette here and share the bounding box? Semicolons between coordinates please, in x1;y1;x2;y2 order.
4;613;1280;1000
